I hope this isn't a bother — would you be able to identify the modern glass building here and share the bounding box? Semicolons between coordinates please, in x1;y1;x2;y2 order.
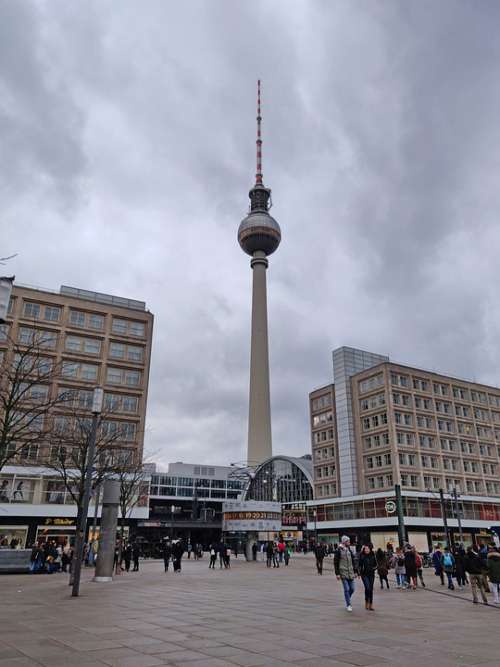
244;455;314;504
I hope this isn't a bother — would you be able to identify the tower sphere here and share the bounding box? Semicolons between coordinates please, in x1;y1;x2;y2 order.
238;209;281;256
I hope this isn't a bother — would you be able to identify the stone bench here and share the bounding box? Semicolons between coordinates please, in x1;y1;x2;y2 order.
0;549;31;573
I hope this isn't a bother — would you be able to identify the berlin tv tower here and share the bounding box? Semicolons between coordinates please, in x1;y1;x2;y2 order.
238;81;281;466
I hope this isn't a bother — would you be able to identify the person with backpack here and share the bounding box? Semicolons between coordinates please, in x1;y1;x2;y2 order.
441;546;455;590
284;545;291;567
486;547;500;605
415;550;426;587
358;544;377;610
432;544;445;585
334;536;358;612
375;548;389;589
391;547;407;588
464;546;488;604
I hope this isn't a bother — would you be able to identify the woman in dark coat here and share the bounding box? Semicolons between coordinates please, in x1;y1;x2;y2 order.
453;545;467;588
404;545;417;590
359;544;378;610
375;548;389;589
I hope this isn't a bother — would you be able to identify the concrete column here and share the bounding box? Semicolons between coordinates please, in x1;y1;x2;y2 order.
94;479;119;583
247;250;272;465
246;531;258;561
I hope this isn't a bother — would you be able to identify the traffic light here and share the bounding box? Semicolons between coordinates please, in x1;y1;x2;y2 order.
0;276;15;324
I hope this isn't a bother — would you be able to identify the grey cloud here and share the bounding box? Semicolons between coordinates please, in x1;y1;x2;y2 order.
3;0;500;466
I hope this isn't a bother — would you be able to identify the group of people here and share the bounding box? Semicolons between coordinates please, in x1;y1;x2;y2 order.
162;538;186;572
264;540;291;567
29;540;73;574
430;542;500;604
114;541;141;572
332;535;500;612
208;542;232;569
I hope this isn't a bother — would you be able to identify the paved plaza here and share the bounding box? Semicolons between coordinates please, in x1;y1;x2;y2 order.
0;554;498;667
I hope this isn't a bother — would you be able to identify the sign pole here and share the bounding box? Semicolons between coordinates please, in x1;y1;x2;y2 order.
394;485;405;549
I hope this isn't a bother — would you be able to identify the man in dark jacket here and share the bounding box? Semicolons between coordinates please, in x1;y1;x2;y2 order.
314;543;326;575
464;547;488;604
132;542;140;571
487;548;500;605
163;540;172;573
172;538;185;573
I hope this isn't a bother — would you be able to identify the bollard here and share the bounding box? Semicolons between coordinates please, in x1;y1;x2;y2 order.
94;479;120;583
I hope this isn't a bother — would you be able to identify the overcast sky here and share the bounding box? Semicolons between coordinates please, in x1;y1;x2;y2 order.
3;1;500;469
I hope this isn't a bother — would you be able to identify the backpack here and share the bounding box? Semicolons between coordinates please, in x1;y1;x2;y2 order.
443;553;453;567
415;554;422;568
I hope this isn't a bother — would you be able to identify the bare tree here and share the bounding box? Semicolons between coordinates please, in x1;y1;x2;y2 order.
0;329;66;473
45;403;140;581
114;458;151;573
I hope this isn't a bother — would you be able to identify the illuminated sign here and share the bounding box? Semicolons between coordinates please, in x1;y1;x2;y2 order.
44;518;74;526
222;500;281;532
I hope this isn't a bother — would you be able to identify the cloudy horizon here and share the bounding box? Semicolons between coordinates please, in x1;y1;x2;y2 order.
3;1;500;469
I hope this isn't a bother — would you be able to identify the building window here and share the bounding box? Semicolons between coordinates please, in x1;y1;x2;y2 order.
65;336;101;355
359;373;384;394
106;367;141;387
69;310;86;327
112;319;146;338
62;361;98;382
23;302;41;319
312;394;332;411
89;314;104;330
44;306;61;322
413;377;430;391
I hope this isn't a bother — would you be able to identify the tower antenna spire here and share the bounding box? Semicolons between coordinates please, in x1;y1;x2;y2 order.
256;79;263;185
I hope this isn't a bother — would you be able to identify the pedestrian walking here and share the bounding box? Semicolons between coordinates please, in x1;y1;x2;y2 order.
209;545;217;569
218;542;226;569
441;546;455;590
375;548;389;589
464;546;488;605
334;535;358;612
172;538;185;573
266;541;273;568
272;543;280;568
315;542;326;575
225;547;231;568
404;545;417;590
123;543;132;572
486;547;500;605
359;544;377;610
251;542;258;561
187;542;192;559
415;550;426;587
284;545;290;567
278;540;285;563
163;540;172;573
453;544;467;589
132;542;140;571
432;544;445;585
391;547;407;588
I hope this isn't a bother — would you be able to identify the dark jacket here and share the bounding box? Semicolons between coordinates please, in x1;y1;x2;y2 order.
432;549;443;573
375;550;389;577
358;551;377;577
172;540;184;560
315;544;326;560
163;544;172;559
404;550;417;578
487;551;500;583
464;550;484;575
453;550;465;576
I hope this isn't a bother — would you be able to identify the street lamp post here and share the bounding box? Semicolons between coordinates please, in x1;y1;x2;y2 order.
71;387;103;598
313;509;317;545
439;488;452;550
452;487;464;546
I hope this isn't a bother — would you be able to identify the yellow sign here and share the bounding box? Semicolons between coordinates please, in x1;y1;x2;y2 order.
44;518;74;526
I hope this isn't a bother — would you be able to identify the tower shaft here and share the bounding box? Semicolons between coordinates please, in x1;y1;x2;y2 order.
247;251;272;464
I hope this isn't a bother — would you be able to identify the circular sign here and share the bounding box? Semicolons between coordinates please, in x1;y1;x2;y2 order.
385;500;397;514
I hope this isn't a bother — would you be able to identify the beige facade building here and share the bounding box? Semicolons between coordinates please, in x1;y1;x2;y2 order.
310;348;500;501
1;284;154;467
